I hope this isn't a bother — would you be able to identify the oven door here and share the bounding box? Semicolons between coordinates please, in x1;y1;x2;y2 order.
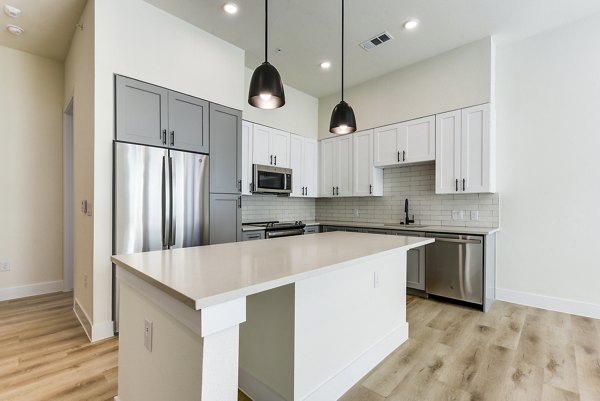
253;164;292;194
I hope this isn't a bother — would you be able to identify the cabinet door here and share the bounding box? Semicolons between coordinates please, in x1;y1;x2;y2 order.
241;121;254;195
402;116;435;164
303;139;318;197
209;104;242;194
289;134;304;197
115;76;168;147
435;110;461;194
168;91;209;153
336;135;353;197
209;194;241;244
252;124;272;166
461;104;491;193
406;246;426;290
270;129;290;168
320;139;336;197
373;123;402;167
353;129;374;196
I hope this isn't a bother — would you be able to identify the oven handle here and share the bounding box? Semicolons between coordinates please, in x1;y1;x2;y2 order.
431;238;481;245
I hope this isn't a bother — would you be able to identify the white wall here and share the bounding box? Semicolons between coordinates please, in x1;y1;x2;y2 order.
0;46;64;300
243;68;319;138
64;0;95;320
495;13;600;315
318;38;493;139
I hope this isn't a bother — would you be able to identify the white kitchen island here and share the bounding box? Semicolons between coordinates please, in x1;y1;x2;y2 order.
111;231;433;401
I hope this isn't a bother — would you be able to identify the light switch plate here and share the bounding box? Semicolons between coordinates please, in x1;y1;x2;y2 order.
0;261;10;272
451;210;464;220
144;319;153;352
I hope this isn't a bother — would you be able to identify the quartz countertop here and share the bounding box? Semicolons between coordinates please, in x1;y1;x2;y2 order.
112;232;432;310
304;221;500;236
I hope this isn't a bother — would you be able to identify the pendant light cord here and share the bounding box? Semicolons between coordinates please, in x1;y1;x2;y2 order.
341;0;344;101
265;0;268;63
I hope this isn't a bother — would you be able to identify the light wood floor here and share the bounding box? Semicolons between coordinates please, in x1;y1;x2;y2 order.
2;293;599;401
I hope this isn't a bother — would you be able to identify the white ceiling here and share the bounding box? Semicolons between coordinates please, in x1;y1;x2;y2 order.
0;0;87;60
142;0;600;98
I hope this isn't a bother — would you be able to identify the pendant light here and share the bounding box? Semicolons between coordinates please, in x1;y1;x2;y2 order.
248;0;286;109
329;0;356;134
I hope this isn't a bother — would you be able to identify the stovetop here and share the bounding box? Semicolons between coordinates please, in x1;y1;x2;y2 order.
244;221;306;230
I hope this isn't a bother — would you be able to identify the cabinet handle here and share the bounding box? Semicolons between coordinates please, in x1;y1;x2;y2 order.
336;186;339;196
162;129;167;145
305;187;308;196
403;150;406;162
274;155;277;165
332;186;335;196
250;182;254;192
397;151;400;162
170;131;175;146
463;178;466;191
270;155;273;165
238;196;242;208
455;179;458;192
238;180;242;192
369;184;373;195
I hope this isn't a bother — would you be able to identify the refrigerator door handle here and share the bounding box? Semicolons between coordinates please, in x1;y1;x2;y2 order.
161;156;168;248
169;156;175;246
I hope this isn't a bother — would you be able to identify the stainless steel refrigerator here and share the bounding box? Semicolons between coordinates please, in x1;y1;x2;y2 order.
113;141;209;330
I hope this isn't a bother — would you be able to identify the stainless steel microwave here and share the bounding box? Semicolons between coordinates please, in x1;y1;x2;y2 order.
252;164;292;194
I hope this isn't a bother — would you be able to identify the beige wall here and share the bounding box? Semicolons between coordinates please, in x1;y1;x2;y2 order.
243;68;319;139
63;0;95;320
0;46;64;294
318;38;493;139
495;13;600;312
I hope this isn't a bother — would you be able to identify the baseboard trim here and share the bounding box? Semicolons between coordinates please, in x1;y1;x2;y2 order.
0;280;64;302
74;298;92;341
74;298;115;342
497;288;600;320
238;368;286;401
304;322;409;401
92;320;115;342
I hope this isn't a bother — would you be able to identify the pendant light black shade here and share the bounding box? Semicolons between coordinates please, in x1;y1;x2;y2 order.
248;0;285;109
330;100;356;134
329;0;356;134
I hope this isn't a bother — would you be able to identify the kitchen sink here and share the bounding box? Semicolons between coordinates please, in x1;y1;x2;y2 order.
384;223;429;228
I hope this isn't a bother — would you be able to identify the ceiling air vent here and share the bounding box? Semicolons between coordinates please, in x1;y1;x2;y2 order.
359;31;394;51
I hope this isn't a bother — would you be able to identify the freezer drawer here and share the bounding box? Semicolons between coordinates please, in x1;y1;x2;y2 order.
425;234;483;304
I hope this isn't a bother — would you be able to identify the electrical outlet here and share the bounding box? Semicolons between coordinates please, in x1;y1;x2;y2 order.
0;261;10;272
451;210;464;220
144;319;153;352
83;274;88;288
373;271;380;288
80;200;88;214
353;208;359;217
470;211;479;221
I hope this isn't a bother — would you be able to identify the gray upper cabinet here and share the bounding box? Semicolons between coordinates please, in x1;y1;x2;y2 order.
116;76;168;148
209;194;242;244
168;91;209;153
209;103;242;194
116;75;209;153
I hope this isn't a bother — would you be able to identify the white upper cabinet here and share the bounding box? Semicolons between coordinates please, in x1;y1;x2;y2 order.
353;129;383;197
374;116;435;167
251;124;290;168
435;104;496;194
241;121;254;195
320;135;353;197
290;134;319;198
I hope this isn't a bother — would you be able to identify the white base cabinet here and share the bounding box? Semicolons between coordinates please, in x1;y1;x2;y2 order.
290;134;318;197
373;116;435;168
436;104;496;194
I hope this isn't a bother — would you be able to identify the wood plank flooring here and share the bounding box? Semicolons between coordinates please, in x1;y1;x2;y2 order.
1;293;599;401
340;296;600;401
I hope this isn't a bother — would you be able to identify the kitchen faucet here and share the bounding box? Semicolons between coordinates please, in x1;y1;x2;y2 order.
404;198;415;225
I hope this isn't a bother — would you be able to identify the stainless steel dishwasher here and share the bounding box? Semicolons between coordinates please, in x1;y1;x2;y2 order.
425;233;484;305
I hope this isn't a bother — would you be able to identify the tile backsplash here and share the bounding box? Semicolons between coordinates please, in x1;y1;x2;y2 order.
316;163;499;228
242;163;499;228
242;195;316;223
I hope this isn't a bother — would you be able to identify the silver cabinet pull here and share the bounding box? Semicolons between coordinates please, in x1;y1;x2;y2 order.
170;131;175;146
455;179;458;192
463;178;466;191
403;150;406;162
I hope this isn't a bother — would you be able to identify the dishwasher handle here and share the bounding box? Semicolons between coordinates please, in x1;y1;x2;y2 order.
431;237;481;245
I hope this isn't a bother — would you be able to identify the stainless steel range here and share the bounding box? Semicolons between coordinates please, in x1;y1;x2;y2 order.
245;221;306;239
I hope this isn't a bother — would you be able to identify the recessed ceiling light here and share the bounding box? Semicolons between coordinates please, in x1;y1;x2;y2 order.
403;19;419;30
223;3;238;14
6;24;24;36
4;5;21;18
320;61;331;70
